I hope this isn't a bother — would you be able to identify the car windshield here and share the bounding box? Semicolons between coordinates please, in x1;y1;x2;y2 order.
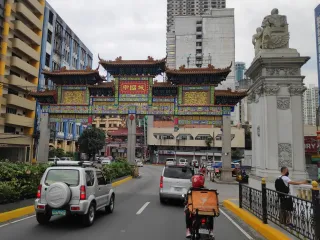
45;169;80;186
163;167;193;179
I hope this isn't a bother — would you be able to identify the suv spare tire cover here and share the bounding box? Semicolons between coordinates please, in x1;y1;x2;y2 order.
46;182;71;208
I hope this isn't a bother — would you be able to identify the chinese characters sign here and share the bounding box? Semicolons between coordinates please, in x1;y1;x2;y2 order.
119;81;149;95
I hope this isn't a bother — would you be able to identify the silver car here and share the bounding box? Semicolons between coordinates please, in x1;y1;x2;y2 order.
159;165;193;203
34;161;115;227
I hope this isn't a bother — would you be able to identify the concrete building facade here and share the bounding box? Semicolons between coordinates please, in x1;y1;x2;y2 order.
303;84;319;126
0;0;45;162
36;2;93;161
167;9;235;90
38;2;93;91
315;5;320;99
167;0;226;32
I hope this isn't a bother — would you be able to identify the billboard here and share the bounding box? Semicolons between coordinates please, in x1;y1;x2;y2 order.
305;136;319;153
119;81;149;95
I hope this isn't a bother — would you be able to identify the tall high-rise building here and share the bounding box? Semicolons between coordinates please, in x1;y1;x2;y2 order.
0;0;45;162
235;62;246;82
315;5;320;98
303;84;319;126
36;2;93;161
167;8;235;89
167;0;226;32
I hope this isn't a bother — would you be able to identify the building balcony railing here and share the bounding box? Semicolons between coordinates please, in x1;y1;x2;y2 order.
0;96;7;105
12;38;40;61
25;0;44;15
15;3;42;31
5;94;36;111
14;20;41;46
5;113;34;128
11;56;38;77
8;75;37;91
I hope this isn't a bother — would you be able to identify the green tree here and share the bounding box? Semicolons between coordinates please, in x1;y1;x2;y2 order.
231;149;242;159
49;148;65;158
205;137;213;150
78;128;106;161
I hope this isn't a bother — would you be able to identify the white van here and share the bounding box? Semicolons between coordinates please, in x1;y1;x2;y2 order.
165;158;176;166
178;158;188;166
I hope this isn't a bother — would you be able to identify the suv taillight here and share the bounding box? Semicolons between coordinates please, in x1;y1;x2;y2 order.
80;185;86;200
36;185;42;199
160;176;163;188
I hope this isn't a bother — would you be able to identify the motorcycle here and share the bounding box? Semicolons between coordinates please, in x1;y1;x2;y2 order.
183;194;215;240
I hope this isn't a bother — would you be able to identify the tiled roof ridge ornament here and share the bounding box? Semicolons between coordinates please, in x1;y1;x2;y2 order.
61;66;67;71
115;56;122;62
179;65;186;70
147;56;154;61
207;64;215;69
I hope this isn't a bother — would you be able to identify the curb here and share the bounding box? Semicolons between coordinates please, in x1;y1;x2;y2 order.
0;176;133;223
223;200;291;240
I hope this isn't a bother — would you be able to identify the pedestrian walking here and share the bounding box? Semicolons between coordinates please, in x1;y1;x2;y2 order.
275;166;308;227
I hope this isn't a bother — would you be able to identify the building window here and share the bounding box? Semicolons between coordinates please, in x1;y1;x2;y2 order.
49;11;54;25
45;53;51;67
4;125;15;134
47;30;52;44
8;88;18;95
6;107;17;114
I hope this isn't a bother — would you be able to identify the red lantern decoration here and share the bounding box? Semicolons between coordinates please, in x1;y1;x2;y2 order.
129;115;135;121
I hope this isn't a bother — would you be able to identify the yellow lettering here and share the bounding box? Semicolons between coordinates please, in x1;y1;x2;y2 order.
130;85;137;91
123;85;129;90
138;85;145;91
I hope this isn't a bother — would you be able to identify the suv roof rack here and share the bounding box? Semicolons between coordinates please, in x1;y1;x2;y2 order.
52;160;97;168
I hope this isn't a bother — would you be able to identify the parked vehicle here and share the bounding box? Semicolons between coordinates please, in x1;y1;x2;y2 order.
60;157;72;161
178;158;188;166
34;161;115;227
48;157;60;164
159;165;193;203
165;158;176;166
101;159;111;165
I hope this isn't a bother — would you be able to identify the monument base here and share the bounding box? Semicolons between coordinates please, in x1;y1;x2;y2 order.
252;168;307;181
253;48;300;62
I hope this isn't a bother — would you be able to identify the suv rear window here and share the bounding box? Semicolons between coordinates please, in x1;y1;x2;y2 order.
163;167;193;179
45;169;79;186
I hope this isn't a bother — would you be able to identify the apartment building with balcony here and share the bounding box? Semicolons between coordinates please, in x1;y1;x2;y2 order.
147;117;245;163
0;0;45;162
35;2;93;161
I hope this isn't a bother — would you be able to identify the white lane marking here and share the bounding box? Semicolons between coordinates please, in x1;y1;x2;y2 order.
0;215;36;228
220;209;253;240
136;202;150;215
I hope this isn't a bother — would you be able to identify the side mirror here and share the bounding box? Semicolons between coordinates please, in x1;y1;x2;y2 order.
182;194;185;198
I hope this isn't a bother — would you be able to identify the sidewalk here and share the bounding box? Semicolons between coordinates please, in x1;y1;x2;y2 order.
205;176;239;202
0;199;34;214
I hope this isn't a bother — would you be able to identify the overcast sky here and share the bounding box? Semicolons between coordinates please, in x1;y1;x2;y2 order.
47;0;319;86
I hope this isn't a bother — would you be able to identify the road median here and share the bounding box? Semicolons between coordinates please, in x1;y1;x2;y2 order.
0;176;133;223
223;200;291;240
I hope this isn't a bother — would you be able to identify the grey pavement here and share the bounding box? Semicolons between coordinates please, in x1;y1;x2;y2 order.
0;165;264;240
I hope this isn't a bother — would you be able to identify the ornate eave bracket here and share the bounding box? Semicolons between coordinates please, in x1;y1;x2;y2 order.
288;85;307;96
247;93;256;104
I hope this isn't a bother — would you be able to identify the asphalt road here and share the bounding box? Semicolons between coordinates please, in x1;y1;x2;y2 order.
0;165;262;240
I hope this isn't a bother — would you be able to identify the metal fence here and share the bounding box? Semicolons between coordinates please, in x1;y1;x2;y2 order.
239;180;320;240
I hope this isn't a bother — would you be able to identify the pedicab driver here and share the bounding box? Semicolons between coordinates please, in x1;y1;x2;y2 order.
184;173;214;238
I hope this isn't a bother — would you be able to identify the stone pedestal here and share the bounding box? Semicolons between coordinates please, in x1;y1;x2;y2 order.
221;115;233;182
246;48;309;181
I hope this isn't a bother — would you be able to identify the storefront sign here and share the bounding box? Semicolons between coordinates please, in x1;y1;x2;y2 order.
305;136;319;153
119;81;149;95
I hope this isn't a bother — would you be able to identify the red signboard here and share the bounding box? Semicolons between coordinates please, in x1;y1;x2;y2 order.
119;81;149;94
305;136;319;153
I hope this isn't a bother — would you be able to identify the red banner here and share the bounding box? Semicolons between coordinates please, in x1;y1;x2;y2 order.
119;81;149;94
305;136;319;153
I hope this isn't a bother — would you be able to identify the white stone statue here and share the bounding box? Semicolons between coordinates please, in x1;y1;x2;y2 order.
253;8;290;54
252;27;263;55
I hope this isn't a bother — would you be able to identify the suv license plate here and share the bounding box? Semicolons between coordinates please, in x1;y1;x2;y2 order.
174;187;182;191
199;228;209;234
52;209;66;216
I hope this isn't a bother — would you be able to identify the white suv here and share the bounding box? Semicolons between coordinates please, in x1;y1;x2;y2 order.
34;161;115;227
